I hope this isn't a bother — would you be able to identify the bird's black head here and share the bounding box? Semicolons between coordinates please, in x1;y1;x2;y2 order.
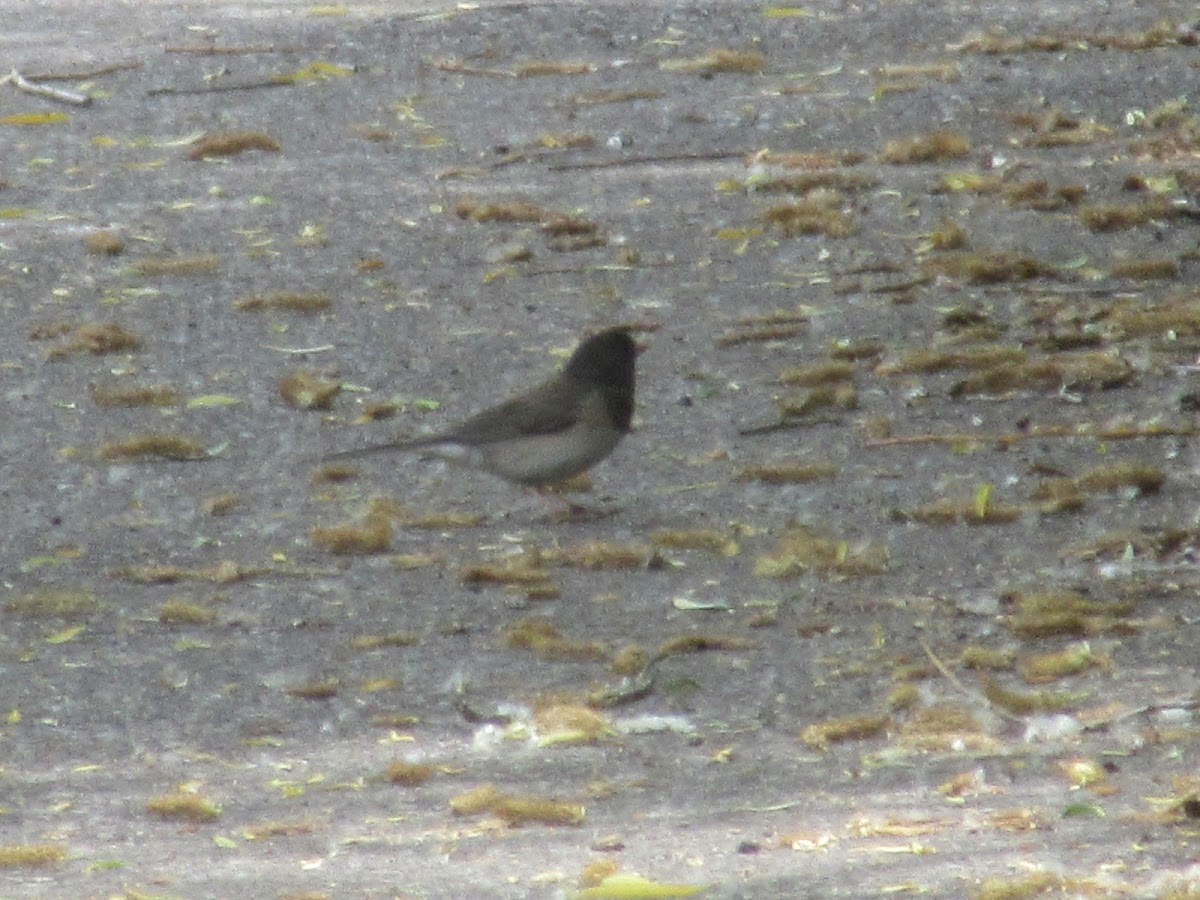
565;327;638;431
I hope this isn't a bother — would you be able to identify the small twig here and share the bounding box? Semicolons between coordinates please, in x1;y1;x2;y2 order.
920;640;1023;723
487;150;538;169
738;416;840;437
21;61;141;80
148;79;292;97
735;800;807;813
264;344;335;354
431;58;515;78
524;264;639;278
547;150;746;171
1082;697;1200;732
866;431;1026;448
865;423;1196;448
739;420;797;437
164;45;301;55
866;278;930;294
652;481;722;496
716;324;807;347
7;69;92;106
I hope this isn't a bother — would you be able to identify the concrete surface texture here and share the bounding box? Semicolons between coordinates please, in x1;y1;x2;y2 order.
1;1;1199;897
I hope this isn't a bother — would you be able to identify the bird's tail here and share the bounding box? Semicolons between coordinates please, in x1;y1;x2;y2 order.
320;437;430;462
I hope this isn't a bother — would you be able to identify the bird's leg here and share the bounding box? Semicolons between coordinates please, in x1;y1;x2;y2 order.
534;486;620;522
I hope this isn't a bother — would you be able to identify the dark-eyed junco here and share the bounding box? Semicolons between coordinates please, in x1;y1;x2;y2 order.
325;327;638;489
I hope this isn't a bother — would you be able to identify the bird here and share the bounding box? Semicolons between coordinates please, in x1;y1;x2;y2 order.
323;327;638;493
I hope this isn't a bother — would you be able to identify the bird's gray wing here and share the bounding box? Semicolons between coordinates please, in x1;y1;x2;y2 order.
322;376;582;461
443;376;581;445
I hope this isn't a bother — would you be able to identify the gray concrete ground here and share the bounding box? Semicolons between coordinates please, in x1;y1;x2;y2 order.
2;1;1199;897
